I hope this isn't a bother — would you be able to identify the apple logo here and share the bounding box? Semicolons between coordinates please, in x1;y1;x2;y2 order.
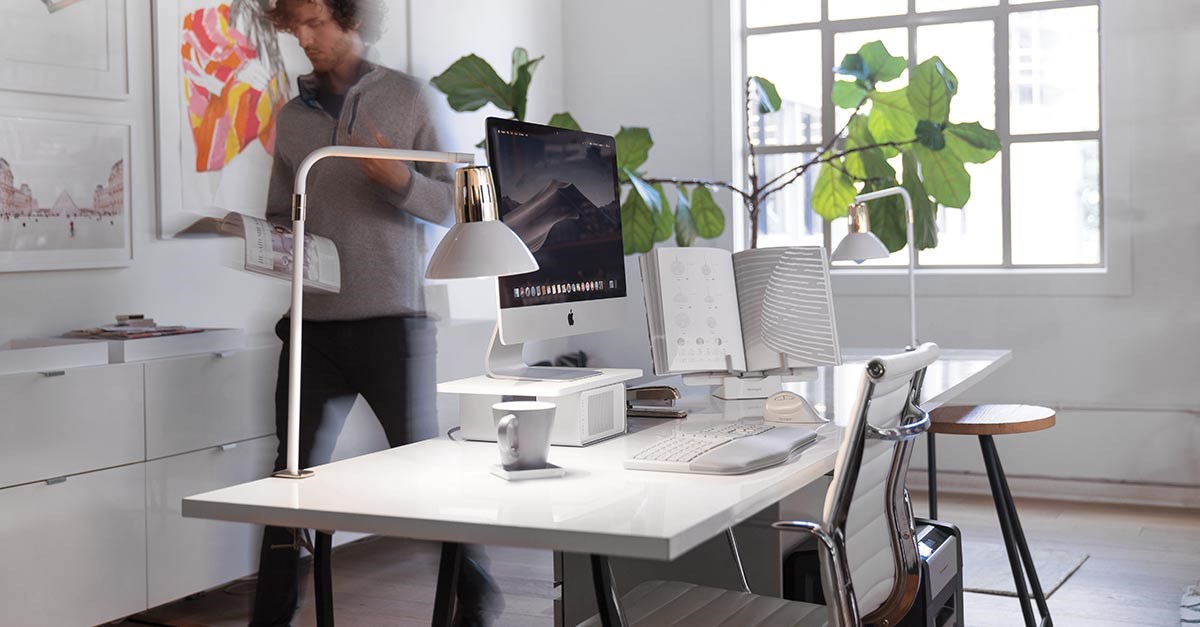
567;309;575;326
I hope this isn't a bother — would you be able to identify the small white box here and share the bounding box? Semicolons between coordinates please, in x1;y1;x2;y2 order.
0;338;110;376
105;328;246;363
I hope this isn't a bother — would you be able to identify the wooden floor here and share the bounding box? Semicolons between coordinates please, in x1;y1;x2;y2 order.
121;493;1199;627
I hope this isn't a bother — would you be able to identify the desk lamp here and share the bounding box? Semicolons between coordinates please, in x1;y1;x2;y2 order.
276;146;534;479
831;186;919;349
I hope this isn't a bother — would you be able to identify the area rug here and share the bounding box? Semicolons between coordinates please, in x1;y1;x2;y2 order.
962;539;1087;597
1183;581;1200;625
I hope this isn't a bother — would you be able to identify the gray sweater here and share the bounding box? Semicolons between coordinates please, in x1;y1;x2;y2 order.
266;62;454;320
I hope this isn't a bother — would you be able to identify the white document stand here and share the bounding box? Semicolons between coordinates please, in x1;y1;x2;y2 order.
682;367;818;400
439;368;642;446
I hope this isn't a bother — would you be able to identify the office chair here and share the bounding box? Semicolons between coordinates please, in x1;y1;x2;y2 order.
580;343;940;627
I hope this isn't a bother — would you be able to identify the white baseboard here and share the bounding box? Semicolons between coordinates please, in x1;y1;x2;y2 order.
908;470;1200;510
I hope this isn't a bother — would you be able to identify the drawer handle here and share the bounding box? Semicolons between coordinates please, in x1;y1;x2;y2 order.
45;476;67;485
38;370;66;378
213;350;238;358
219;442;239;452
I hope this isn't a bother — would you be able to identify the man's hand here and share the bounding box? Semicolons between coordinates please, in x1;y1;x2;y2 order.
352;129;412;195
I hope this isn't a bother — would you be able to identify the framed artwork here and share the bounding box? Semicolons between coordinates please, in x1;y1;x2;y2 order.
154;0;312;238
0;113;132;272
0;0;129;99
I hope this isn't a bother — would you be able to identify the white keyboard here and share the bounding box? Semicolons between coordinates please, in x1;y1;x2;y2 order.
624;423;818;475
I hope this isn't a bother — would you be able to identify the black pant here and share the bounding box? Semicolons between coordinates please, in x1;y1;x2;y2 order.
250;316;493;626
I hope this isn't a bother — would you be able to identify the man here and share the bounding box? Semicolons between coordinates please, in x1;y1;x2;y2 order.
253;1;499;625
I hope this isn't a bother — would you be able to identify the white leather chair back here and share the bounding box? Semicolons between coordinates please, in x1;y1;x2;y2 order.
822;343;939;623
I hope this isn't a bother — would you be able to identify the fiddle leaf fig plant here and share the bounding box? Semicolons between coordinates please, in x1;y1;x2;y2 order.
431;41;999;254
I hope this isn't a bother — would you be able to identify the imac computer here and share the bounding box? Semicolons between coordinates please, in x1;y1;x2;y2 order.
484;117;629;380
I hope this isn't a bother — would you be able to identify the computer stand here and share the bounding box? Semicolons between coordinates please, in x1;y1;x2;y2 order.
682;367;818;400
484;322;601;381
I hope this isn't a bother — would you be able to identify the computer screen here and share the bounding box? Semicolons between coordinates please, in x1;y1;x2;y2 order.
485;118;626;311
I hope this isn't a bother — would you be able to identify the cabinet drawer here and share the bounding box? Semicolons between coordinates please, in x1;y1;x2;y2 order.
0;363;143;488
0;463;147;626
145;347;277;459
146;435;276;606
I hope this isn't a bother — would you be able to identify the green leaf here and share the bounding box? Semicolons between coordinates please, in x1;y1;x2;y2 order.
620;188;656;254
626;170;663;213
914;143;971;208
864;181;908;253
835;53;869;81
674;187;697;247
908;57;957;124
430;54;514;113
509;48;543;121
812;159;857;221
844;117;896;182
546;112;582;131
651;183;674;242
614;127;653;183
915;120;946;150
867;89;917;146
903;151;939;250
690;186;725;239
750;76;783;114
858;40;906;83
945;122;1000;163
832;81;868;109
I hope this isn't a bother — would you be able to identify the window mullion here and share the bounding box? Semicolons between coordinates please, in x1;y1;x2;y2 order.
996;12;1012;267
820;5;834;251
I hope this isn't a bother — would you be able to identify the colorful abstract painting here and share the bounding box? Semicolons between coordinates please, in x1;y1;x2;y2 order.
180;1;288;172
0;114;131;272
155;0;310;237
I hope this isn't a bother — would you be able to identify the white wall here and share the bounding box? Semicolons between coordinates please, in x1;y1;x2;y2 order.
560;0;1200;492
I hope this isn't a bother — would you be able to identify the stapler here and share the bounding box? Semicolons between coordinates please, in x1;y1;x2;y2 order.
626;385;687;419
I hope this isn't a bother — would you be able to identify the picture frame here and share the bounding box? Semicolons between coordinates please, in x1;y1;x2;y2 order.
0;0;129;100
0;111;133;272
153;0;312;238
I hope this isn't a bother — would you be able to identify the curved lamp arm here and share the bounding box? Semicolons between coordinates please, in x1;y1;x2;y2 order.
853;187;917;349
277;146;475;479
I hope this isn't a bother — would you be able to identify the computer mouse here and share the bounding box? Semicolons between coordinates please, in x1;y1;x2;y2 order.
763;391;824;424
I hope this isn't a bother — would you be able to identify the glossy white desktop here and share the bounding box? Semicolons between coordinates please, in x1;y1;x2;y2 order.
182;349;1009;625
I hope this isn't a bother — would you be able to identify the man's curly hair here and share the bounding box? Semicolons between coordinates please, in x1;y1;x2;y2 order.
268;0;387;46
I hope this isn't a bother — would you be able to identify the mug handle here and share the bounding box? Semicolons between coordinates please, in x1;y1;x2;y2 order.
497;413;519;468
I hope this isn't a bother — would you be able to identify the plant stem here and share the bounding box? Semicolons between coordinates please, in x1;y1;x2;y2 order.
745;78;761;248
634;177;752;202
757;102;866;194
758;139;914;202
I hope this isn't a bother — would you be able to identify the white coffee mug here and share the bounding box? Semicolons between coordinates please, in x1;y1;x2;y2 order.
492;401;556;471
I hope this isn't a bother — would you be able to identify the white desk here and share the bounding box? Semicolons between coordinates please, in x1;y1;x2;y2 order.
182;349;1009;625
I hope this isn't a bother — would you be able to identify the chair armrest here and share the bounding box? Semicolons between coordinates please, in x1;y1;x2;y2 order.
771;520;861;627
866;407;931;442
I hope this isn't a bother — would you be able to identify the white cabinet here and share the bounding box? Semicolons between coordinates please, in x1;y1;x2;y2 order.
0;362;143;489
144;348;276;459
0;464;147;627
146;436;276;607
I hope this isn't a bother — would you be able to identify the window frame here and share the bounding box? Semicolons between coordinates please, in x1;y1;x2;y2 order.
732;0;1129;296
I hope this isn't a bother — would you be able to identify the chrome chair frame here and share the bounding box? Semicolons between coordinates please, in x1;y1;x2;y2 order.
773;346;935;627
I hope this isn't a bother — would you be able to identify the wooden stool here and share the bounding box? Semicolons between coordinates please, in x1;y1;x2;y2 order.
927;404;1056;627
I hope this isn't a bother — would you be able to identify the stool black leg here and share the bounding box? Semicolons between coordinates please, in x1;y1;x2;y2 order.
980;436;1036;627
983;436;1053;626
590;554;629;627
928;432;939;519
313;531;334;627
432;542;463;627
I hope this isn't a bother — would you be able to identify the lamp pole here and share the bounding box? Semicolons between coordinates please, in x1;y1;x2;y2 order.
275;146;475;479
852;187;917;349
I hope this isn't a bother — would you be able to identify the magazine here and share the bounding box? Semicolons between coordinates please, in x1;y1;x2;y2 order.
177;212;340;293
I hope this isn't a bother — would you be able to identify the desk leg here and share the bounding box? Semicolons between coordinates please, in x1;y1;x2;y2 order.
590;554;628;627
313;531;334;627
432;542;463;627
928;432;939;519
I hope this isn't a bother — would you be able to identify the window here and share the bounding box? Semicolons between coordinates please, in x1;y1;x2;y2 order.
742;0;1101;270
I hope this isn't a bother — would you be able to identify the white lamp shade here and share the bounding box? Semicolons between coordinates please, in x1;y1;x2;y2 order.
831;231;890;264
426;220;539;279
